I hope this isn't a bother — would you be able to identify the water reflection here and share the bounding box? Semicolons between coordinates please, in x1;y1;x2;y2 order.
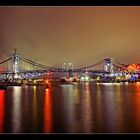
66;85;76;132
3;82;140;133
22;85;29;132
73;84;80;104
11;86;22;133
80;82;92;133
61;85;77;132
95;83;104;132
0;90;5;133
33;86;38;131
103;84;118;132
115;83;124;132
94;84;126;132
44;88;53;133
134;83;140;132
103;84;127;132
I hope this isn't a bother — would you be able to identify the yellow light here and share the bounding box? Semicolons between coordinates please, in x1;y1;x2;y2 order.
117;83;120;86
81;77;84;81
97;76;100;81
85;76;89;81
45;88;49;92
14;74;18;79
116;76;121;81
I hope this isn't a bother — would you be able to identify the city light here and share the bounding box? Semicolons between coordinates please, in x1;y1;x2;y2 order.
14;74;19;79
85;76;89;81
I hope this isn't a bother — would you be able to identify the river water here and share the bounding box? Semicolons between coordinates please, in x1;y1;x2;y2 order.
0;82;140;133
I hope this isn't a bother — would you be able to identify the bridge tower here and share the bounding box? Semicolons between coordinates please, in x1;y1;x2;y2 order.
68;62;74;78
12;49;20;74
104;58;114;74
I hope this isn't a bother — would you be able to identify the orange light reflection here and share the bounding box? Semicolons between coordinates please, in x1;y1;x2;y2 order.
44;88;53;133
134;84;140;131
0;90;5;133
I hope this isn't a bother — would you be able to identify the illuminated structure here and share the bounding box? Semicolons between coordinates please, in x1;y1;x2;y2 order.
127;63;140;72
68;62;73;78
12;49;20;74
62;63;66;71
0;51;139;83
104;58;114;74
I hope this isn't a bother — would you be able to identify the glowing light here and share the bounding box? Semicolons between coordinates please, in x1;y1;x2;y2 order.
116;77;121;80
85;76;89;81
125;74;131;79
0;90;5;132
69;77;73;81
81;77;84;81
133;84;140;130
11;87;22;133
33;86;37;128
14;74;19;79
97;76;100;81
45;88;49;92
110;73;114;77
100;83;114;85
128;63;140;72
45;80;49;84
117;83;120;86
44;88;53;132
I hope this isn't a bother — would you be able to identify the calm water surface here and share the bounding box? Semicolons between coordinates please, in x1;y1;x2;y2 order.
0;82;140;133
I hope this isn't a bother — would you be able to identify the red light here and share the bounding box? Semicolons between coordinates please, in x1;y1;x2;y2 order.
0;90;5;132
44;88;52;132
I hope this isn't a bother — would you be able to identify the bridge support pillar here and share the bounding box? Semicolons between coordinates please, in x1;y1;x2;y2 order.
104;58;114;74
12;50;20;80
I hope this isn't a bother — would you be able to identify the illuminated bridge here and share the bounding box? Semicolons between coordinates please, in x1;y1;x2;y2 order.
0;50;139;83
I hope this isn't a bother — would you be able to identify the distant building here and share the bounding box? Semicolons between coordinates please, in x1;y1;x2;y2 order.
127;63;140;72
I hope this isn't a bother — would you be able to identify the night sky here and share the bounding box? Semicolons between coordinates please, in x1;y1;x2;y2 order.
0;6;140;68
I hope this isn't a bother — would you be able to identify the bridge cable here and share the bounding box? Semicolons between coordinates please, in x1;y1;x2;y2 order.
20;56;59;70
0;57;12;65
75;59;104;70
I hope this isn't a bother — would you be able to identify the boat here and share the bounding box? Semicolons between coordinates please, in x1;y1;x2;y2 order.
60;77;68;82
72;77;79;82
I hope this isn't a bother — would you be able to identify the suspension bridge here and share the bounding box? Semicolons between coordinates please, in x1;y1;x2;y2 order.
0;50;139;86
